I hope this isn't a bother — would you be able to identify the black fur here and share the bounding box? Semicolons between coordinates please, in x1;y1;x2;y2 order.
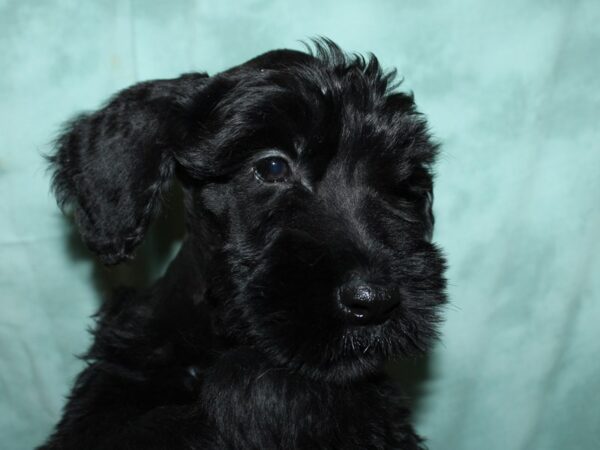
41;40;447;449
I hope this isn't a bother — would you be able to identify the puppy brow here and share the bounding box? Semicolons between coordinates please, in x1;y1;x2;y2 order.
252;148;294;161
292;140;306;157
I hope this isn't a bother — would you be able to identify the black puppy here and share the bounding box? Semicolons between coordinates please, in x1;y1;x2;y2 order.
40;40;446;449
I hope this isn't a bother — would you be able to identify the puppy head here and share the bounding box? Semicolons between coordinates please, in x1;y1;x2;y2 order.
53;40;446;382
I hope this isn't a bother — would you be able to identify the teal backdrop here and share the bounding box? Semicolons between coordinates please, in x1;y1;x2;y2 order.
1;1;599;449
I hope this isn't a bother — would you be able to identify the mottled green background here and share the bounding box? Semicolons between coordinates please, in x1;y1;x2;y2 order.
1;1;599;449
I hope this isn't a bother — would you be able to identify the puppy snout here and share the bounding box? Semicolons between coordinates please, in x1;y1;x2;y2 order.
337;281;400;325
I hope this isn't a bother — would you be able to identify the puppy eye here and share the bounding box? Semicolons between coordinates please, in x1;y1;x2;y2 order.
254;157;291;183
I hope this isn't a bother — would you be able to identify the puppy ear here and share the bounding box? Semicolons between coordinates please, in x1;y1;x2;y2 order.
423;190;435;242
51;73;208;265
408;166;435;242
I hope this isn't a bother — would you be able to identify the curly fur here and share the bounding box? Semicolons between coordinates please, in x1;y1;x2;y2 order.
40;39;447;449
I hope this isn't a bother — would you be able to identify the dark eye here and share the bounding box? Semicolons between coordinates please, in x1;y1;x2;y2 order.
254;157;291;183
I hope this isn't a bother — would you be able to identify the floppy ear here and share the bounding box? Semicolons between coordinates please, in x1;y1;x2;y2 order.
51;73;209;265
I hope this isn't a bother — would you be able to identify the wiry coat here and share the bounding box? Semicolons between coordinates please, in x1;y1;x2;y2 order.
40;40;446;449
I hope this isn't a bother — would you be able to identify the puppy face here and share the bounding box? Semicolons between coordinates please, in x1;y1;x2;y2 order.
52;40;446;382
190;45;446;382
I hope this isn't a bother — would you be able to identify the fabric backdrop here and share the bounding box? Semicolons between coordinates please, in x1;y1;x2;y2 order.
1;1;599;449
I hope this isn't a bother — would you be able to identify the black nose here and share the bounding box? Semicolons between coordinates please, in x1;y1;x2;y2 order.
337;282;400;325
